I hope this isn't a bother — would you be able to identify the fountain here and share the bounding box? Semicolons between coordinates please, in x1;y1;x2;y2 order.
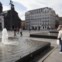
0;28;51;62
2;28;8;44
1;28;19;45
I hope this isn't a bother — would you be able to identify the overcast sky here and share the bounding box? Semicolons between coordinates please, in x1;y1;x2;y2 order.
0;0;62;20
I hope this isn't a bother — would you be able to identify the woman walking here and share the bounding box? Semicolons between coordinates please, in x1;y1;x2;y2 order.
57;25;62;53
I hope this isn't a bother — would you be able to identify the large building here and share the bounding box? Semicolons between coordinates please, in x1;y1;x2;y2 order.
0;1;21;30
21;21;27;30
0;2;4;30
25;7;59;30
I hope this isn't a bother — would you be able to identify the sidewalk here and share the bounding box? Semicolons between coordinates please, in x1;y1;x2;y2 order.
39;46;62;62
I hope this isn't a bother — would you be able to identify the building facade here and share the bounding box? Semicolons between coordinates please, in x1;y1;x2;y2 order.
25;7;59;30
0;2;4;30
0;1;21;30
21;21;27;30
58;17;62;25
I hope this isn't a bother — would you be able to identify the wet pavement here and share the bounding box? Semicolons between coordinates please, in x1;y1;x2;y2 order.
0;39;50;62
0;30;50;62
0;30;61;62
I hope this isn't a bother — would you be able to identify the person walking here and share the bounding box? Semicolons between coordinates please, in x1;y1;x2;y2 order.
57;25;62;53
14;28;16;37
19;28;22;36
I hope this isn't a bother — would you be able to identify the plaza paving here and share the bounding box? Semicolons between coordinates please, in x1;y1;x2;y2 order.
0;30;62;62
22;30;62;62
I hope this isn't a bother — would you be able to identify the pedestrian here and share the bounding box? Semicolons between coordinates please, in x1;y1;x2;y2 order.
19;28;22;36
15;28;20;38
14;28;16;37
57;25;62;53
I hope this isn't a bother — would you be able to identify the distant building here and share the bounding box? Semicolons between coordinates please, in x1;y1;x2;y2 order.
55;15;59;28
21;21;27;30
0;2;4;30
59;17;62;25
25;7;59;30
0;1;21;30
0;2;2;13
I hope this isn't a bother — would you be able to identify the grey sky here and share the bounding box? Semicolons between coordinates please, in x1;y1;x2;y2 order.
0;0;62;20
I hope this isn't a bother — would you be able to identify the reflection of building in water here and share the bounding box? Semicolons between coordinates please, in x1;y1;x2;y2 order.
25;7;59;30
0;1;21;30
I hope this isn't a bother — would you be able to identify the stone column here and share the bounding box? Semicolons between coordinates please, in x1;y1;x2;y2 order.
2;16;4;29
0;15;4;30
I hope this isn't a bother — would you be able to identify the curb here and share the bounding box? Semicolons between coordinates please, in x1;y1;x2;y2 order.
38;46;58;62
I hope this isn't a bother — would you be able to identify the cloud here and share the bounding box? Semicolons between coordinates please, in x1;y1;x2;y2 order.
13;1;27;11
1;0;62;20
12;0;62;16
12;0;46;10
3;5;10;11
16;10;26;20
12;0;59;10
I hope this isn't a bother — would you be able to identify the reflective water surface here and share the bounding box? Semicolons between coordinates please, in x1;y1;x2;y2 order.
0;37;46;62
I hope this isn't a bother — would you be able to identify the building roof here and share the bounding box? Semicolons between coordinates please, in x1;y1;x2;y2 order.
26;7;55;15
